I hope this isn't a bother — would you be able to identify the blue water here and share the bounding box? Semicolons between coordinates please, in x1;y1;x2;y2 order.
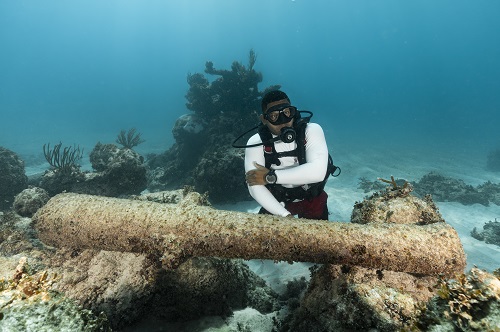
1;3;500;330
1;0;500;159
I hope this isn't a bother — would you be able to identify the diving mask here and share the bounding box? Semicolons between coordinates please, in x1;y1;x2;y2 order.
264;104;297;125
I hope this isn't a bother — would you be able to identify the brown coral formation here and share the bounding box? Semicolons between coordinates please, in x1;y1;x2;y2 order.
13;186;50;217
77;142;147;196
351;180;445;225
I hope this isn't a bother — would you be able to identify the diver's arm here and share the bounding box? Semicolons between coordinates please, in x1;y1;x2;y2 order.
248;185;291;216
275;123;328;185
245;135;291;217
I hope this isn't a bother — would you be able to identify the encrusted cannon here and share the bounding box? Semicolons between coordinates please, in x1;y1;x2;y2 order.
33;193;466;275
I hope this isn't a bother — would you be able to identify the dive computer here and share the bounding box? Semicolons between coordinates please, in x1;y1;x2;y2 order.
265;170;277;184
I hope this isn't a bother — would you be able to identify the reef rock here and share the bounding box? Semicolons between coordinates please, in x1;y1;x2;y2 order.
45;248;159;329
75;142;147;196
147;144;249;203
0;258;110;331
147;257;279;322
38;165;86;196
471;219;500;246
130;188;188;204
13;186;50;217
38;142;147;198
172;113;207;143
192;148;248;203
351;179;445;225
0;147;28;210
359;173;500;206
413;172;490;206
283;264;437;332
412;268;500;331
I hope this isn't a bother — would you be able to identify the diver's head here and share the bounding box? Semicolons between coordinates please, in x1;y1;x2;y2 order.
260;90;297;136
261;90;290;112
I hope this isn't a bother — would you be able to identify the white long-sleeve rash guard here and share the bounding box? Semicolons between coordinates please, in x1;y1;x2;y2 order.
244;123;329;217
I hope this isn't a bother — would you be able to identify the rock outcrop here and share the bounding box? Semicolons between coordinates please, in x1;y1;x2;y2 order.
0;147;28;210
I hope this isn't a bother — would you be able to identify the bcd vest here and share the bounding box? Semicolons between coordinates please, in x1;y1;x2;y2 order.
258;123;339;202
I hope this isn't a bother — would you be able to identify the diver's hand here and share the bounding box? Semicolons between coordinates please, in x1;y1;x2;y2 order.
245;162;269;186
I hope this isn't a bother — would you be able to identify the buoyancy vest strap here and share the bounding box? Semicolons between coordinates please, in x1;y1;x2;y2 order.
295;122;307;165
264;146;299;169
258;122;338;201
260;124;305;169
274;149;298;159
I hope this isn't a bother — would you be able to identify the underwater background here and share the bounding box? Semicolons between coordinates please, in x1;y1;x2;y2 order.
2;0;500;160
2;1;500;331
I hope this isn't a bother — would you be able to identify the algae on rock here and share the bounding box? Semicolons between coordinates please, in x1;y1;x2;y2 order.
0;257;110;332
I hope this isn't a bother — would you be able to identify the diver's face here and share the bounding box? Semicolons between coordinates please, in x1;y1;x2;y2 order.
261;99;295;136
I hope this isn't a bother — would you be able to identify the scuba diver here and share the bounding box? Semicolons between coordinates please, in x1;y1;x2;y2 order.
237;90;339;220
